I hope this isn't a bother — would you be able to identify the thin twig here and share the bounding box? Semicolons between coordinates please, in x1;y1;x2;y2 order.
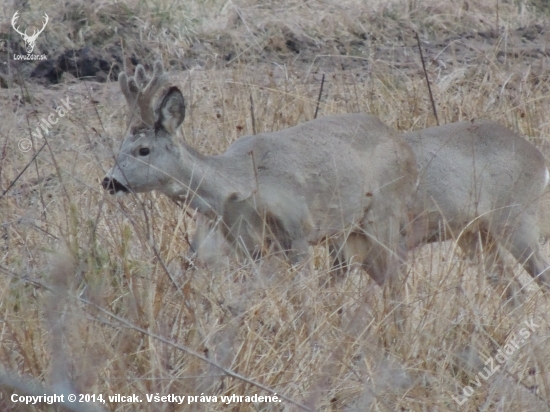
496;0;500;34
249;92;256;135
0;266;314;412
93;302;313;411
0;139;7;191
0;142;46;200
314;73;325;119
18;76;49;220
415;32;439;126
249;150;260;199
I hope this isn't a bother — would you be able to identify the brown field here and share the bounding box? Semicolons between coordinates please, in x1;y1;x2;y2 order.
1;0;550;410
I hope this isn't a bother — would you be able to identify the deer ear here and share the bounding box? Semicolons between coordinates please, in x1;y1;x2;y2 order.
156;86;186;134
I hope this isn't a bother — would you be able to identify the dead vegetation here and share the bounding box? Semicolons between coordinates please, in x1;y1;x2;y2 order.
0;0;550;411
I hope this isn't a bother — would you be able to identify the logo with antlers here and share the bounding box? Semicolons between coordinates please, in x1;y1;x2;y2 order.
11;11;49;54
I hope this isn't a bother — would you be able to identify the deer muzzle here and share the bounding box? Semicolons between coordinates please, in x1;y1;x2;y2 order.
102;177;129;195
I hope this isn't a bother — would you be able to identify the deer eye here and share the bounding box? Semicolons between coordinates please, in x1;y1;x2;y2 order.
138;147;150;156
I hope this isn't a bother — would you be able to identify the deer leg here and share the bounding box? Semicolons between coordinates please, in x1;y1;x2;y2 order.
188;216;229;269
328;233;367;277
327;232;393;286
328;239;348;276
493;215;550;290
360;222;409;333
328;230;407;336
221;194;267;260
327;231;406;285
457;231;525;306
288;238;310;264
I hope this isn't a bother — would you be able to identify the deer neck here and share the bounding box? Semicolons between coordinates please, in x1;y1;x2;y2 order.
165;142;252;219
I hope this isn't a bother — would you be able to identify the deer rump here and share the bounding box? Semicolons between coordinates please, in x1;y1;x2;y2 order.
403;120;550;289
329;119;550;293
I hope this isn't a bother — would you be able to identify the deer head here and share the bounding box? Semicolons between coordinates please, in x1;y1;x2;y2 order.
102;61;188;197
11;11;49;54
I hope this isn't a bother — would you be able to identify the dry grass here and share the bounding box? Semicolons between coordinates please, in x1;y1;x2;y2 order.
1;0;550;411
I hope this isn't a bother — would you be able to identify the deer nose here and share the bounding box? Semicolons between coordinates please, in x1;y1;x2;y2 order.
102;177;129;195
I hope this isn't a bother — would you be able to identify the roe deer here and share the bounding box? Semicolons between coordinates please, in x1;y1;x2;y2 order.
333;120;550;298
102;61;418;286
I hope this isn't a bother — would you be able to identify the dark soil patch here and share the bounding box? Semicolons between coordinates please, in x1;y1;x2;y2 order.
1;6;550;88
30;46;123;84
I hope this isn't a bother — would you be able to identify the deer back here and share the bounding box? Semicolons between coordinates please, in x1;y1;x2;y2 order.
218;113;418;246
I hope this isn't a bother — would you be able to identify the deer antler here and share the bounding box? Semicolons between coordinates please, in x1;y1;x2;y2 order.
119;60;167;126
12;11;49;54
31;13;49;40
11;11;25;38
11;11;48;40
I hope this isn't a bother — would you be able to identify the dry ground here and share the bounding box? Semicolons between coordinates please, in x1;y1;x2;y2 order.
1;0;550;411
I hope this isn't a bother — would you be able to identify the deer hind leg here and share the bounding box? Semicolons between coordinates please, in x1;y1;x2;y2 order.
457;231;525;307
492;214;550;291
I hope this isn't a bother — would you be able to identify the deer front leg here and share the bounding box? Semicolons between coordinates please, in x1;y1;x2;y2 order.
188;215;229;269
265;200;313;264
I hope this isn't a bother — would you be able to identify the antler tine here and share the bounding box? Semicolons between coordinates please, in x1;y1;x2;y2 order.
118;71;135;108
118;63;143;107
118;61;167;125
136;60;166;125
134;64;149;88
11;11;25;37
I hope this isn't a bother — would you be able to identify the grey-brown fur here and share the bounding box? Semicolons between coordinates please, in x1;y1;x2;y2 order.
334;120;550;295
407;120;550;290
102;61;418;286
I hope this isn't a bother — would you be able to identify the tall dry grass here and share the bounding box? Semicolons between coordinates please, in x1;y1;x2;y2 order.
0;0;549;410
